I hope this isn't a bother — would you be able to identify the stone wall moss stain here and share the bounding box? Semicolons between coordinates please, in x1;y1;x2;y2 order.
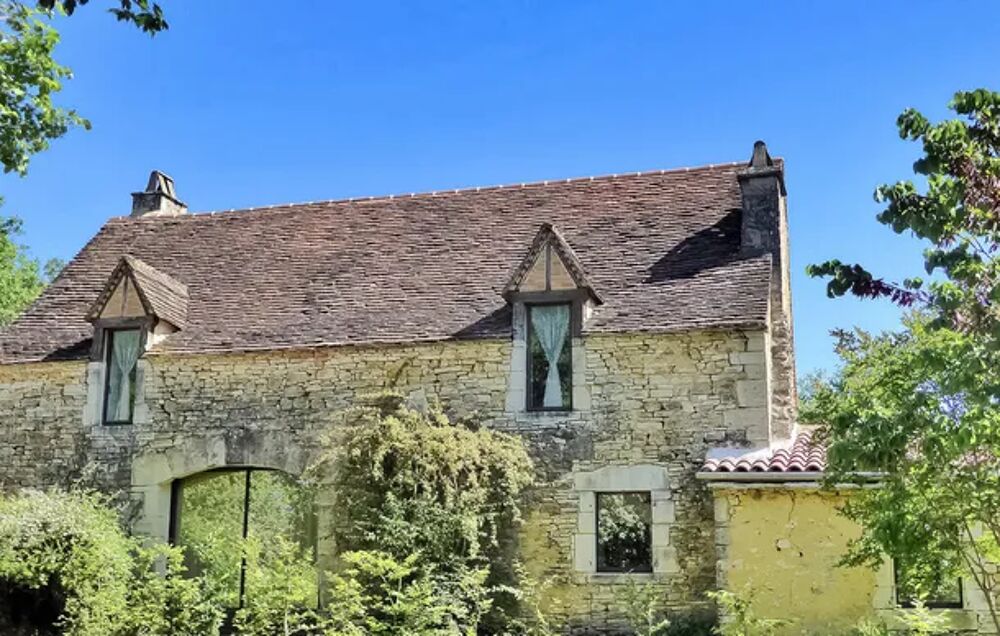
0;330;767;632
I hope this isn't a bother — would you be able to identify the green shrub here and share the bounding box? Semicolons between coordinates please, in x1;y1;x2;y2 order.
232;535;323;636
0;489;220;636
615;578;671;636
708;589;787;636
311;392;538;633
324;550;476;635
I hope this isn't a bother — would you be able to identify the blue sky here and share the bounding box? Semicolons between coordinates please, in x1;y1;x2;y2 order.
3;1;998;375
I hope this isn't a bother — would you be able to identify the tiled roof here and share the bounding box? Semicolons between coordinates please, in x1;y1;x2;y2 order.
123;256;190;328
1;161;774;363
701;428;827;474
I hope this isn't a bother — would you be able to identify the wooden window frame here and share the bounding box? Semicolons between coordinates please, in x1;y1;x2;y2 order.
100;322;147;426
595;491;654;574
525;301;574;412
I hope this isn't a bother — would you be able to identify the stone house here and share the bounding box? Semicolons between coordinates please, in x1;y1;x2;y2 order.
0;143;985;633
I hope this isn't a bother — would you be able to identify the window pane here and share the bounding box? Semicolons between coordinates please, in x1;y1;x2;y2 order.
174;471;247;608
104;329;141;424
895;560;962;608
528;304;572;410
597;492;652;573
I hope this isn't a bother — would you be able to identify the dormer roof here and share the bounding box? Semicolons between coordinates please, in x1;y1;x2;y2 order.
85;255;189;328
503;223;602;303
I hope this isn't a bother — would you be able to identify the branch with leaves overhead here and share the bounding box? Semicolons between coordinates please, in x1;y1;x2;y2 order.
36;0;166;33
808;89;1000;337
0;1;167;175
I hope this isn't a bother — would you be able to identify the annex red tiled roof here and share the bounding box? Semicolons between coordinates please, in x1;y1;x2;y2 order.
1;161;775;363
701;428;827;473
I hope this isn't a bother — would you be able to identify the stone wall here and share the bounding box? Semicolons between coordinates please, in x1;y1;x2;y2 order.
0;329;769;632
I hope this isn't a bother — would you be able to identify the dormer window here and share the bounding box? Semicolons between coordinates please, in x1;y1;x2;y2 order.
504;223;602;414
527;303;572;410
85;255;188;427
103;328;143;425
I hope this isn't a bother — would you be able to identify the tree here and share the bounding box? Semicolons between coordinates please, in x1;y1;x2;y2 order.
804;89;1000;632
0;1;163;323
0;489;220;635
807;89;1000;339
0;216;60;325
1;1;167;177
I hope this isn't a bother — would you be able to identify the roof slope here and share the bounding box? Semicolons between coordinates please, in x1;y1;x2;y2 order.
1;162;772;363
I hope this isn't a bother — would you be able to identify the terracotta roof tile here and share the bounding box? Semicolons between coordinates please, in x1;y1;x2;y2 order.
701;428;827;473
1;162;773;363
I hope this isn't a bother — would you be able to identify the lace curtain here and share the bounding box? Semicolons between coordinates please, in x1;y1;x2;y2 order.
530;304;570;408
107;330;141;421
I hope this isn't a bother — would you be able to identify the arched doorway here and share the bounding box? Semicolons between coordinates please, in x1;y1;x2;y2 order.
168;468;317;610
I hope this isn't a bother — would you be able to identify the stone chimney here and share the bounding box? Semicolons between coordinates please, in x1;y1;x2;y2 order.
131;171;187;217
738;141;796;442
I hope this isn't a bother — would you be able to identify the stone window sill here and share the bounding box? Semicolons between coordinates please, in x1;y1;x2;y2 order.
578;572;667;585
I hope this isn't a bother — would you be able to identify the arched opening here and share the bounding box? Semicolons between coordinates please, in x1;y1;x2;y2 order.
168;468;317;610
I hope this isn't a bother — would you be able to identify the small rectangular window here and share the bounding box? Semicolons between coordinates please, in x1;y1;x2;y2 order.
596;492;652;573
894;560;963;609
527;303;572;411
103;328;142;425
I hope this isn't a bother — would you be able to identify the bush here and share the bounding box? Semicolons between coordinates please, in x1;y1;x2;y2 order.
311;392;537;633
0;489;220;636
708;589;786;636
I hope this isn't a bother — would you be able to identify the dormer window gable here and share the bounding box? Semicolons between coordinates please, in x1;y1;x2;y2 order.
84;256;188;425
503;223;602;305
85;255;188;329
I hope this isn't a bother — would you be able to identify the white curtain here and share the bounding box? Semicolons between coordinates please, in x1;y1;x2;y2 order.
531;304;570;408
108;330;141;421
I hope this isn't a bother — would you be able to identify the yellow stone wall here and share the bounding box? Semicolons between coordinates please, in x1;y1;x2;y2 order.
714;487;877;635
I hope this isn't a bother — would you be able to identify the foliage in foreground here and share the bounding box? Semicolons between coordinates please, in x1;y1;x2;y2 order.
0;489;220;636
707;589;786;636
311;392;538;634
805;89;1000;632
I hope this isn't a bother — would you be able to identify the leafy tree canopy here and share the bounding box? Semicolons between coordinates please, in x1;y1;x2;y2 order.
804;89;1000;632
0;1;166;176
808;89;1000;339
311;392;538;634
0;1;158;324
0;489;219;635
0;216;61;325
